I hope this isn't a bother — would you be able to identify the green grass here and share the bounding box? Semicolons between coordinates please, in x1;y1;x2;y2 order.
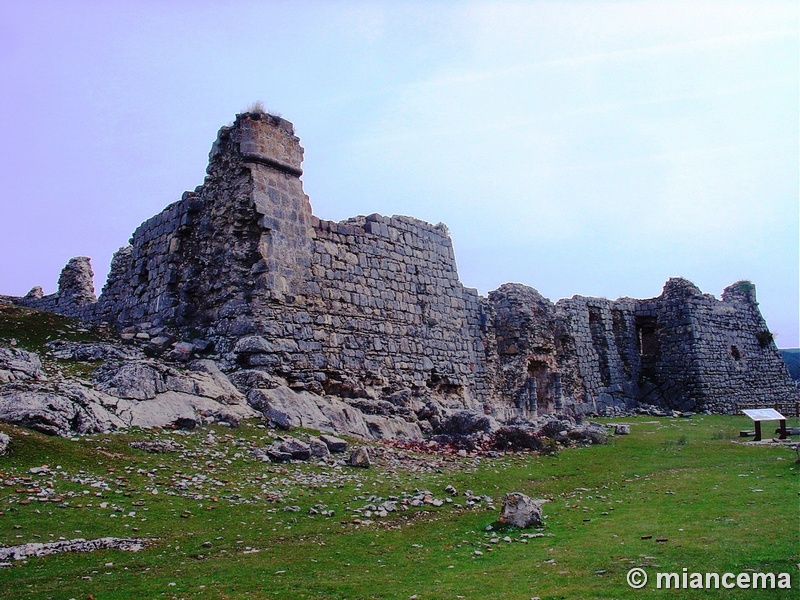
0;415;798;599
0;304;100;353
0;303;114;380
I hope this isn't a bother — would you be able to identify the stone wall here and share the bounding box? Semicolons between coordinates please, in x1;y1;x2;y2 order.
13;111;798;417
18;257;98;321
495;277;799;415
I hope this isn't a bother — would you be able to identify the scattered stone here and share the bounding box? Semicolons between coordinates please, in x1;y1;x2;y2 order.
0;432;9;455
498;492;547;528
614;424;631;435
129;440;184;454
0;537;146;564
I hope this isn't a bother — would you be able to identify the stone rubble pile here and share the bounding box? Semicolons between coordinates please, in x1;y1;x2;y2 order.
0;537;145;566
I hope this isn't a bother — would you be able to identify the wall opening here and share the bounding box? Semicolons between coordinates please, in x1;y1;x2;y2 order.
525;359;555;414
635;315;659;381
730;345;741;360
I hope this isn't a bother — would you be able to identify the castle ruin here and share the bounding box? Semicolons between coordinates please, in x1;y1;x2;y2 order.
17;112;798;419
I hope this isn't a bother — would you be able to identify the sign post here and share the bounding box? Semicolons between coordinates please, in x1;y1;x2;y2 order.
741;409;788;441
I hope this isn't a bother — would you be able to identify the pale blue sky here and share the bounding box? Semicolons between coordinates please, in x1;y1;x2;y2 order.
1;1;798;345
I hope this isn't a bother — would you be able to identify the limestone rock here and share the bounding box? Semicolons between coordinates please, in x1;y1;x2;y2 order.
278;437;312;460
319;434;347;453
45;340;141;362
95;361;164;400
248;386;330;431
0;432;10;455
265;447;292;463
0;348;44;383
0;388;120;437
498;493;547;528
247;386;422;441
363;414;423;440
0;537;145;563
24;286;44;300
348;446;371;468
129;440;184;453
440;410;498;436
307;436;331;458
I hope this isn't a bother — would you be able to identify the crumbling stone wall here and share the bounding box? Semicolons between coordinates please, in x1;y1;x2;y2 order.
94;113;313;332
19;257;97;321
14;112;798;417
498;277;798;415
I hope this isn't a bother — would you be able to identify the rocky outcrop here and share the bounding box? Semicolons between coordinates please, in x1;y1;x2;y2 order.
0;345;257;437
0;348;44;383
56;257;97;307
246;386;423;441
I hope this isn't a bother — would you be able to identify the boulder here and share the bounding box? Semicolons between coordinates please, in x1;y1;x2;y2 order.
307;436;331;458
498;493;547;528
265;447;293;463
0;432;10;455
614;424;631;435
278;437;312;460
95;361;164;400
348;446;371;468
439;410;498;436
319;434;347;453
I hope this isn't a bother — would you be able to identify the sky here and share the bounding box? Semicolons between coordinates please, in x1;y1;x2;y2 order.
1;1;798;346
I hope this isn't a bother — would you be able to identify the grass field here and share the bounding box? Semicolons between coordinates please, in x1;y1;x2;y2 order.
0;415;798;599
